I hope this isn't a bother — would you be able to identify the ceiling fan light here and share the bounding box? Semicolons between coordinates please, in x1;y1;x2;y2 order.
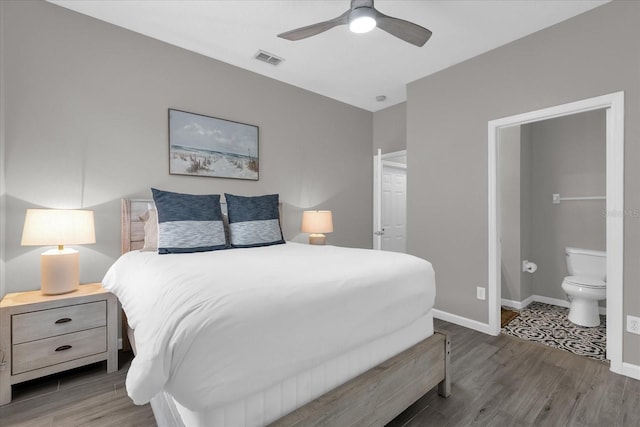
349;8;376;34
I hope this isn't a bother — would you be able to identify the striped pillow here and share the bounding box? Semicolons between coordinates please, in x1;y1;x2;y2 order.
151;188;227;254
225;193;285;248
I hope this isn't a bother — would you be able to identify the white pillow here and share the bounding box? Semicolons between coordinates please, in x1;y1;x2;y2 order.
139;209;158;252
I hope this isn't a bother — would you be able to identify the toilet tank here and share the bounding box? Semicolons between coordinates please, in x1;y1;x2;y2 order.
565;247;606;280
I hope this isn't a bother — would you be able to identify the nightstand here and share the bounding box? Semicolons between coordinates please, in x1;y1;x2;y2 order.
0;283;117;405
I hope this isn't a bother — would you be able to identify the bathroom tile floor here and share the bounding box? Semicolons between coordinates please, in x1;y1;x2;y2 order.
501;302;607;362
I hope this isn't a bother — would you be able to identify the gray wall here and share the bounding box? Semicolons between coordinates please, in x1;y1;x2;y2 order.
0;0;6;301
500;111;605;307
407;1;640;364
529;110;606;301
520;125;533;301
373;102;406;155
0;1;373;296
499;125;533;303
499;126;525;302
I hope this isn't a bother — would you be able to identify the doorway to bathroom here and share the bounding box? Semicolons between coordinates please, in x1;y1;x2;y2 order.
373;149;407;253
487;92;625;374
499;111;607;361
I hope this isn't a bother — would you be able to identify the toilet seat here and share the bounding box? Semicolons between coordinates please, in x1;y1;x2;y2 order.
564;275;606;289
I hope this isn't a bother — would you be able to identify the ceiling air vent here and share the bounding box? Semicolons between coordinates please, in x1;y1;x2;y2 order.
254;50;284;66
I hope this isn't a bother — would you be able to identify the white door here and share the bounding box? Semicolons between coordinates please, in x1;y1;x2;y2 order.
373;149;383;250
373;150;407;253
380;163;407;253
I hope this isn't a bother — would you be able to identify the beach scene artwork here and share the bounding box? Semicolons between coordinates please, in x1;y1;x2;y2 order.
169;109;259;180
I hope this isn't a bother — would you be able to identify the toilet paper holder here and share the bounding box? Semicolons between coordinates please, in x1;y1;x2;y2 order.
522;260;538;273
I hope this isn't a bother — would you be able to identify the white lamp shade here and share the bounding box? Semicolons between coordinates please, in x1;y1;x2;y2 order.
21;209;96;247
301;210;333;234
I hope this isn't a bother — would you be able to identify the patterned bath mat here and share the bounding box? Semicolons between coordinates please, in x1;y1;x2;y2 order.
501;302;606;362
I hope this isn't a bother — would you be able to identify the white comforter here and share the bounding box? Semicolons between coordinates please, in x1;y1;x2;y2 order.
102;242;436;411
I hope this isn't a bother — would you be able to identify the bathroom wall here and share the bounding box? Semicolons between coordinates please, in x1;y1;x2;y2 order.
500;111;604;307
499;126;533;304
499;126;523;302
520;125;533;300
529;109;606;301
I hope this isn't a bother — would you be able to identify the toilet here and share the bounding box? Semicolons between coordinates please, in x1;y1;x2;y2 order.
561;247;606;327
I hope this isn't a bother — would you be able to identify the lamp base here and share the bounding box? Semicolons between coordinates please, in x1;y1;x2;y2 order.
308;234;327;245
40;248;80;295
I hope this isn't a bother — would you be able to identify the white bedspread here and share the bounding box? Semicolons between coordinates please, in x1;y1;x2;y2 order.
102;242;436;411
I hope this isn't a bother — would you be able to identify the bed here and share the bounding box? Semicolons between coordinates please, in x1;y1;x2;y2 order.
108;198;450;427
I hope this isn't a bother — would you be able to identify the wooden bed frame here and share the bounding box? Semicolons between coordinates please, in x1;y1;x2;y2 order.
120;198;450;426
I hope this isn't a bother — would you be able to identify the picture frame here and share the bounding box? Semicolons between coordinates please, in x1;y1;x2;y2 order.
168;109;259;180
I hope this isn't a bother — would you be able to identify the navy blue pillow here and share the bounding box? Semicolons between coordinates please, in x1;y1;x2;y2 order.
151;188;227;254
224;193;285;248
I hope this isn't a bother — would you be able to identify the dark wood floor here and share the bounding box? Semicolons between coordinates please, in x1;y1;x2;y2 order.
1;320;639;426
389;320;640;426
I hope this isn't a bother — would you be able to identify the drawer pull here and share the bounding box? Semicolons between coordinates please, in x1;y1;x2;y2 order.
55;345;72;352
55;318;72;324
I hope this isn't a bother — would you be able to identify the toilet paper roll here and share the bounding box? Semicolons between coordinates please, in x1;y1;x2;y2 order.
523;261;538;273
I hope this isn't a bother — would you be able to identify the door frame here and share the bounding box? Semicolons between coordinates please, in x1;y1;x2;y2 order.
373;150;407;250
487;92;624;375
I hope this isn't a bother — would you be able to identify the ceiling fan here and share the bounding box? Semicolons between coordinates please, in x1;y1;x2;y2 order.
277;0;432;47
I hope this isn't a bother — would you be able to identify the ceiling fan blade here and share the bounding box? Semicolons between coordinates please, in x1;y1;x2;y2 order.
375;12;432;47
278;10;350;41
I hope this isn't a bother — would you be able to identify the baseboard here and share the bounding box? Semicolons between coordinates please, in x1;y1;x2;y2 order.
523;295;535;308
621;362;640;380
533;295;570;309
501;295;606;315
433;309;493;335
501;295;534;310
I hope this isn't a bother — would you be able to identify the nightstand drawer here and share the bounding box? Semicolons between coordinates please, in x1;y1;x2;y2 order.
12;301;106;344
12;327;107;375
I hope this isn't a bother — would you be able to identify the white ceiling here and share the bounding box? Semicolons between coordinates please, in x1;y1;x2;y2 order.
49;0;608;112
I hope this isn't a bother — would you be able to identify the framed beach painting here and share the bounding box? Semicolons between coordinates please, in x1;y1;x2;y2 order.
169;109;259;180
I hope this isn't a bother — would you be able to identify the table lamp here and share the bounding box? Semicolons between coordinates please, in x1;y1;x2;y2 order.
21;209;96;295
301;210;333;245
